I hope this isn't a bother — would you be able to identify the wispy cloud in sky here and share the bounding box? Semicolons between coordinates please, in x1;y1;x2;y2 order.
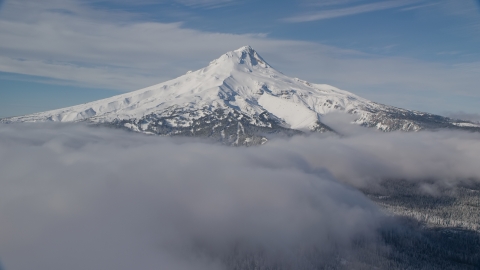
0;0;479;115
285;0;419;22
301;0;361;8
175;0;236;9
400;2;440;11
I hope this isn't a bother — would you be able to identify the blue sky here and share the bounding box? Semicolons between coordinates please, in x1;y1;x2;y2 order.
0;0;479;119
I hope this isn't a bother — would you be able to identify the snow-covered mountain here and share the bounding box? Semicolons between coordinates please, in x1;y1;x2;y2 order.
2;46;479;145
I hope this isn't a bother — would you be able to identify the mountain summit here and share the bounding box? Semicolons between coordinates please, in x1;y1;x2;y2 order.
2;46;479;145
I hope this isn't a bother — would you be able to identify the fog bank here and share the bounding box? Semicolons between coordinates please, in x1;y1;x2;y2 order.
0;124;383;270
1;123;479;269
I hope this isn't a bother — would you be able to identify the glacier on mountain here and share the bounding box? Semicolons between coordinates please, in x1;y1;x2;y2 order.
2;46;478;145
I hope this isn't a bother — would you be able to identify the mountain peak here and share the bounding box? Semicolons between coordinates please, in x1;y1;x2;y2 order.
234;45;254;53
3;46;478;145
211;46;270;68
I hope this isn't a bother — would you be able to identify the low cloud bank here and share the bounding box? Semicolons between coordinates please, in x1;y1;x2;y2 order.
0;123;479;269
266;130;480;189
0;124;383;270
444;111;480;123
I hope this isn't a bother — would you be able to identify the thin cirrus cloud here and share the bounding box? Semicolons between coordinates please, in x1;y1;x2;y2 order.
400;2;440;11
284;0;421;22
304;0;362;7
175;0;236;9
1;0;480;115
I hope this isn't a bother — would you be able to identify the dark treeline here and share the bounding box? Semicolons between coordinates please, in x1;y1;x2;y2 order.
363;179;480;231
218;180;480;270
220;217;480;270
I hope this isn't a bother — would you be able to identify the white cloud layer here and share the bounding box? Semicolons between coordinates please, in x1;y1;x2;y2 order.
1;123;480;269
0;123;384;270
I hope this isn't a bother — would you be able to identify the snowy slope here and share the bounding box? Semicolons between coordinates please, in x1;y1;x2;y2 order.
2;46;478;144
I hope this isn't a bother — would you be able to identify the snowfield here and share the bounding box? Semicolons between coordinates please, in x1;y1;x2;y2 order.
2;46;478;144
